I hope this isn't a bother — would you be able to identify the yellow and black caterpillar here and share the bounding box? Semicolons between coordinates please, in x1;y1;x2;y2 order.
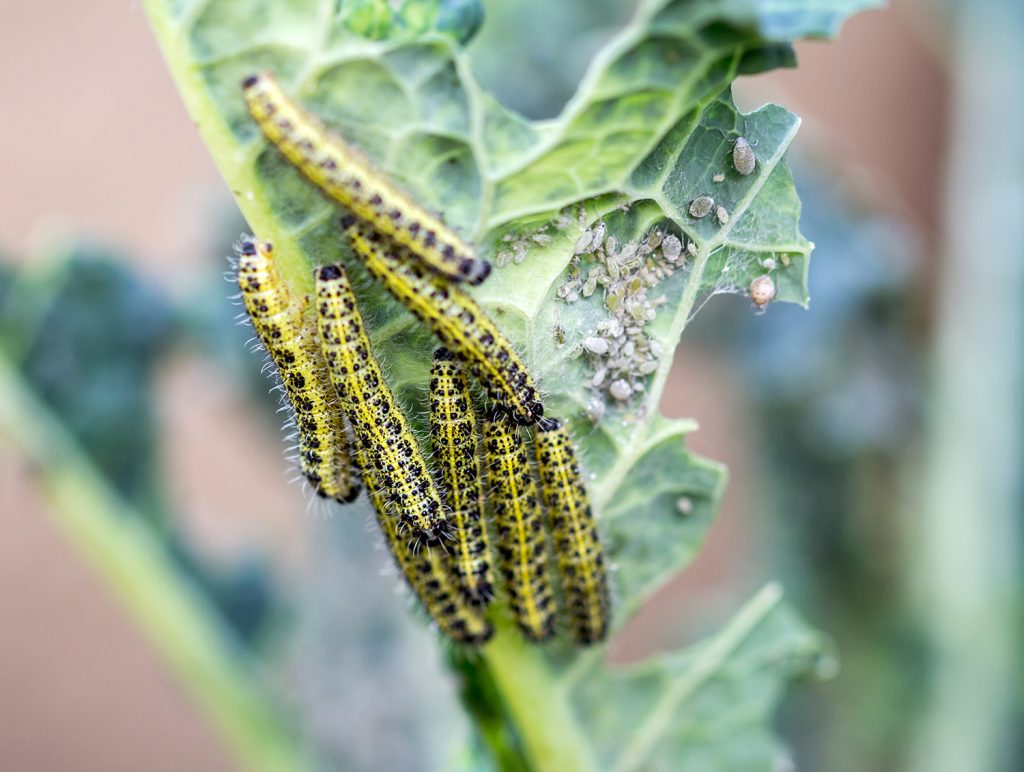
344;219;544;426
429;349;494;606
533;417;611;644
242;72;490;285
360;448;492;645
483;412;557;641
314;263;451;545
236;239;360;504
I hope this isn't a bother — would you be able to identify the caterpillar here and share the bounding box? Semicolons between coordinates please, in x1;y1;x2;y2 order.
359;447;492;645
235;238;360;504
533;417;611;644
482;411;557;642
343;218;544;426
429;349;494;606
314;263;451;545
242;71;491;286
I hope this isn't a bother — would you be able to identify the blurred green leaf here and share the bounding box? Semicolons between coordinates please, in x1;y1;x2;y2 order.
143;0;871;767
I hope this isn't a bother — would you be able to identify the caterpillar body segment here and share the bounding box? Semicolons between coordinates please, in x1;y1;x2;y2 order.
429;349;495;606
314;263;451;545
343;219;544;426
236;239;360;504
359;449;492;645
241;71;490;285
533;417;611;645
482;412;557;642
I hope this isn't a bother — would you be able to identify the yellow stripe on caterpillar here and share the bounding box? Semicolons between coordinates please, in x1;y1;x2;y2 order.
429;348;494;606
343;219;544;426
482;411;557;642
314;263;451;546
242;71;490;285
533;417;611;645
236;238;360;504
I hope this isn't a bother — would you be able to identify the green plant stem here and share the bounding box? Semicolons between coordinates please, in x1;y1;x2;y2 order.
0;352;311;772
478;615;601;772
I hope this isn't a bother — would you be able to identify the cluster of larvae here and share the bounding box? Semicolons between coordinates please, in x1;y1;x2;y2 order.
235;72;611;646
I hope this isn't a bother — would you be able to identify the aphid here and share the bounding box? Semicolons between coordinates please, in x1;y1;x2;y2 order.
689;195;714;219
716;205;730;225
361;449;491;645
661;235;682;263
712;172;726;183
732;136;756;176
343;219;544;425
533;417;611;645
242;72;490;285
314;264;451;545
582;336;609;355
482;412;557;642
609;379;632;401
236;239;360;504
676;496;694;515
686;240;698;257
749;274;776;308
429;349;495;606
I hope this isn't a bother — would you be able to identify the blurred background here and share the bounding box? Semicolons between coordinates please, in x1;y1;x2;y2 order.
1;0;1021;770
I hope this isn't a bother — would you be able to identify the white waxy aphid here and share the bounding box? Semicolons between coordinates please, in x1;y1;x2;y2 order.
676;496;694;515
586;397;606;423
689;195;714;219
574;230;595;255
686;240;698;256
583;336;609;355
733;137;756;176
661;234;682;263
761;257;777;270
609;379;632;401
712;172;726;183
716;206;730;225
750;275;776;307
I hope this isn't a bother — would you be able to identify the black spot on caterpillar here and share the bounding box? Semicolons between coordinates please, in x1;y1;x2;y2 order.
242;71;491;285
533;417;611;645
343;219;544;426
314;263;451;546
235;238;360;504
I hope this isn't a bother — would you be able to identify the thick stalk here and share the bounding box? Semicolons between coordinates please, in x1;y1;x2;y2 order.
479;615;600;772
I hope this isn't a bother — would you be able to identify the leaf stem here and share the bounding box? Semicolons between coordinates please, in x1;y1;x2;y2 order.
480;615;601;772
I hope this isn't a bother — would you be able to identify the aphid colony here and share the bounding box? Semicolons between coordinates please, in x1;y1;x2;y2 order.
236;73;610;646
